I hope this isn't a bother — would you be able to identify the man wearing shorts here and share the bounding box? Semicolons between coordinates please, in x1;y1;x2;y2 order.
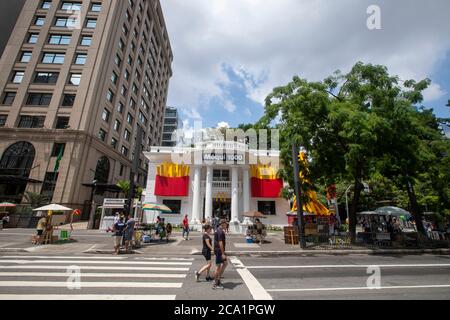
113;216;126;255
213;219;228;290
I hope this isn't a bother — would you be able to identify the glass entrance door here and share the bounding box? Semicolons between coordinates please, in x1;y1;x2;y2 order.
212;198;231;220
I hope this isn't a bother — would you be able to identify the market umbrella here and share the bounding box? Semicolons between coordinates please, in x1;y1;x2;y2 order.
357;211;378;216
142;203;172;213
375;206;411;217
242;211;267;219
33;204;74;212
0;202;16;213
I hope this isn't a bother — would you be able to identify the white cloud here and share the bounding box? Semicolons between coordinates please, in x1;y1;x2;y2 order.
217;121;230;129
161;0;450;121
423;83;447;102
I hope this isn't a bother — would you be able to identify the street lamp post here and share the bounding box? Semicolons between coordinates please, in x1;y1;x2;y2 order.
292;143;306;249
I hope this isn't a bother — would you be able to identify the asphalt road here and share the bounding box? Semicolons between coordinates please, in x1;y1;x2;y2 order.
237;254;450;300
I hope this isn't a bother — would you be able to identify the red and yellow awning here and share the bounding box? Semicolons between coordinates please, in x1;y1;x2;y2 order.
154;163;190;197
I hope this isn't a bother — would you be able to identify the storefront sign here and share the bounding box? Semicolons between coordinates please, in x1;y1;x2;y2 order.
203;153;244;163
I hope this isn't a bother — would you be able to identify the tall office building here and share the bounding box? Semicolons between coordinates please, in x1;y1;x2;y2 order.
0;0;173;216
162;106;181;147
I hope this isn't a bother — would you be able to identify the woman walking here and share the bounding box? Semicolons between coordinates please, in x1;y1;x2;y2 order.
195;224;214;282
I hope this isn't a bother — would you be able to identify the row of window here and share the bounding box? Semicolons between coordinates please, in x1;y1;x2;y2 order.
0;115;68;129
2;92;75;107
40;1;102;12
11;70;83;86
18;51;87;65
35;16;97;29
28;33;92;46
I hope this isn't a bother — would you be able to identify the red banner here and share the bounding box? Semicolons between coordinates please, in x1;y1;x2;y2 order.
251;177;283;198
155;176;189;197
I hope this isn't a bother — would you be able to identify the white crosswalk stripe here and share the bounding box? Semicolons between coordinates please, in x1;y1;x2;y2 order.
0;255;193;300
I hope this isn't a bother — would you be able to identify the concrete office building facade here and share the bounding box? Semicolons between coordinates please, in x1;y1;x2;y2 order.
0;0;173;216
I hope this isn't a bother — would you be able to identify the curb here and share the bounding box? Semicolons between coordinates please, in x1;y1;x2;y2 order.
224;248;450;256
0;248;29;253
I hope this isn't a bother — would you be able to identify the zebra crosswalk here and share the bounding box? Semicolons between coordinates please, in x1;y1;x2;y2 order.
0;255;194;300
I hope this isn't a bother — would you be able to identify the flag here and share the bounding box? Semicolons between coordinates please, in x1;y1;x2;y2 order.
53;145;64;172
250;164;283;198
154;163;190;196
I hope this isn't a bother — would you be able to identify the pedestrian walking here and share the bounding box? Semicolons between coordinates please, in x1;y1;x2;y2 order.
123;215;135;253
213;219;228;290
113;216;126;255
195;224;214;282
166;223;173;243
2;214;10;229
182;214;190;240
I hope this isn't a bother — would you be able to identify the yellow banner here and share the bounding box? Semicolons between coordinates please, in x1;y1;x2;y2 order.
250;164;278;180
156;163;190;178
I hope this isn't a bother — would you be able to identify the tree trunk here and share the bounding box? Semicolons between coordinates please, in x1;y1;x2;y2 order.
349;176;363;244
406;177;426;236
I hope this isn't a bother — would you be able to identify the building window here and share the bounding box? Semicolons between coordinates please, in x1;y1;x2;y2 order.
61;2;81;11
102;108;110;122
42;52;65;64
117;102;124;114
18;116;45;128
114;54;122;67
111;138;118;149
35;17;46;26
129;98;136;109
62;94;76;107
114;119;121;131
55;117;69;129
34;72;59;84
49;34;71;45
258;201;276;216
41;172;59;201
162;200;182;214
69;73;81;85
20;52;32;63
0;115;7;127
80;36;92;46
12;71;25;84
120;86;127;96
74;53;87;65
106;90;114;103
124;129;131;141
124;69;130;81
91;3;102;12
51;143;66;157
213;170;230;182
85;19;97;29
119;39;125;51
41;1;52;9
28;33;39;44
121;146;129;157
26;93;52;106
111;72;118;85
98;129;107;141
2;92;16;105
126;113;133;125
119;164;125;176
54;17;78;28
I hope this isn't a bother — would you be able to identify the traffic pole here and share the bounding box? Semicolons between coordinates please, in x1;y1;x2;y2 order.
292;143;306;249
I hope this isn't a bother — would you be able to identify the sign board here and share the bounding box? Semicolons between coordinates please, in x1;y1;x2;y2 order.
203;153;245;164
102;199;126;209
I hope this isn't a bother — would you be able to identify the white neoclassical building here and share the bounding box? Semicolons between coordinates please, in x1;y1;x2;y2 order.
144;140;290;228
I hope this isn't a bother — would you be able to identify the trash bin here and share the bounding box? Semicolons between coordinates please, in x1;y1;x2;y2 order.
60;230;69;240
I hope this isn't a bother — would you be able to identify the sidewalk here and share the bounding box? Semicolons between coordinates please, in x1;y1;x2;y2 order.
1;229;449;256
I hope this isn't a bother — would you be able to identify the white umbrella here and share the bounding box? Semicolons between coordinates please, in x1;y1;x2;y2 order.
375;206;411;217
33;204;74;212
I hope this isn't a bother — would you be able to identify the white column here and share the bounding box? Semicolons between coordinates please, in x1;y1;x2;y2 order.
191;166;201;224
204;166;213;222
243;166;250;213
231;166;239;223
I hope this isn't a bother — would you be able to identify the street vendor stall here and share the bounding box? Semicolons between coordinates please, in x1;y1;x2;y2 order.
33;204;73;244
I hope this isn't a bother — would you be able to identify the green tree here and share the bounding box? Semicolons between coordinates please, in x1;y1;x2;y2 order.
23;192;48;209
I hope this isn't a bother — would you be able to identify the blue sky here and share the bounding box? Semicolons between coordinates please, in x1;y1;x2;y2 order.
161;0;450;130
